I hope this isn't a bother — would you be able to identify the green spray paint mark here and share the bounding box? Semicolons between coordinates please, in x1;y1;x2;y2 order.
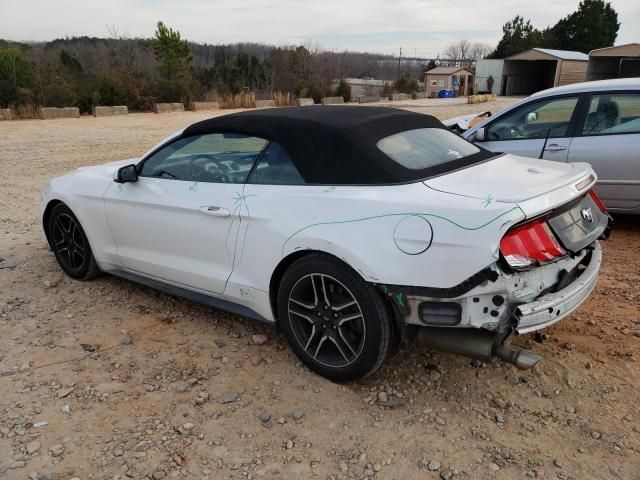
281;206;522;256
323;186;336;193
394;293;407;308
117;184;123;192
232;192;258;207
189;182;198;192
482;194;494;208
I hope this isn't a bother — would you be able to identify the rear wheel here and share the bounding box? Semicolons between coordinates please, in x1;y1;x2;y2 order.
278;254;392;382
48;203;100;280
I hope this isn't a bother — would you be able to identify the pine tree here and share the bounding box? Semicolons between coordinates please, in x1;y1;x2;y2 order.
549;0;619;53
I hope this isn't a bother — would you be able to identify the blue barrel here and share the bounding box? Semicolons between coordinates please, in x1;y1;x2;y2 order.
438;89;454;98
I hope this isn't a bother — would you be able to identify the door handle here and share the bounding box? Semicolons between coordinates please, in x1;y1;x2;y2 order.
545;144;567;152
199;206;230;217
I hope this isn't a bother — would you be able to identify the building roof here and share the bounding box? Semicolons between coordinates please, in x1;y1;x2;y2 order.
182;106;493;185
426;66;473;75
507;48;588;61
589;43;640;57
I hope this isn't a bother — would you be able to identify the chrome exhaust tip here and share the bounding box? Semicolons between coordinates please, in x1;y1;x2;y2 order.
416;327;543;370
495;343;543;370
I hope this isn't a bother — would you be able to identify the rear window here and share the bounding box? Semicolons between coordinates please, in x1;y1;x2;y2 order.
377;128;481;170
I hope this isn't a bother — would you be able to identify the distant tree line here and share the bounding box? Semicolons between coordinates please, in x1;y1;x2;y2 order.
0;0;621;110
0;22;427;111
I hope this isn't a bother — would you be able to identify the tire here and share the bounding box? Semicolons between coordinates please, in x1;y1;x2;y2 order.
48;203;100;280
278;254;392;382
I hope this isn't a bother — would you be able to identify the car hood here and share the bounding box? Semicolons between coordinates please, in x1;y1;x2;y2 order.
424;154;594;203
74;158;139;178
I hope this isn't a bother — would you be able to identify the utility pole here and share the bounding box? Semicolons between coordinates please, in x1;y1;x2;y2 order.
397;47;402;81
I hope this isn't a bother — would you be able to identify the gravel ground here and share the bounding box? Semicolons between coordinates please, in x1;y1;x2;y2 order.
0;100;638;480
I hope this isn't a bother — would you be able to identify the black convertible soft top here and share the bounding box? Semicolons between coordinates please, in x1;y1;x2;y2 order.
182;106;494;185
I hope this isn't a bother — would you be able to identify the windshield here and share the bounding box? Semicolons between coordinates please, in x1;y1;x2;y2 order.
377;128;481;170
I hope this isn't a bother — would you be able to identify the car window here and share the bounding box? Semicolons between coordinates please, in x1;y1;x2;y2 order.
247;142;305;185
140;133;268;183
486;96;579;141
582;93;640;135
377;128;480;170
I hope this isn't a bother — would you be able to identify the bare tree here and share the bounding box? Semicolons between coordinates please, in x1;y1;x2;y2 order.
469;43;492;63
443;40;471;65
443;40;492;67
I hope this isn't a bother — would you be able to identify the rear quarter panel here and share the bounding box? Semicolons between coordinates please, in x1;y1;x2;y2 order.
233;182;525;294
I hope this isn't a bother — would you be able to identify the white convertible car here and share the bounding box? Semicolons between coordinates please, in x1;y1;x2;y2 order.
41;107;610;381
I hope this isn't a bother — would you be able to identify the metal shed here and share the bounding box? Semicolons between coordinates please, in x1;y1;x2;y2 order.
424;67;474;98
587;43;640;81
475;59;504;94
502;48;588;95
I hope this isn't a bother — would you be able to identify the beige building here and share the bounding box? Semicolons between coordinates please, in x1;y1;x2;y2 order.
424;67;474;97
587;43;640;81
501;48;588;95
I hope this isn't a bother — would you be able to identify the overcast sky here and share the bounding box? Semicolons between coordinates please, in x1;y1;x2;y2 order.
1;0;637;57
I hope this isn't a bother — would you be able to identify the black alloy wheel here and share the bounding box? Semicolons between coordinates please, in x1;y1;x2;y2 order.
48;203;100;280
288;273;366;368
278;254;393;382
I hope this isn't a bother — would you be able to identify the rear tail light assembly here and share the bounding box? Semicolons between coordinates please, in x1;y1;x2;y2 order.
588;189;607;213
588;188;613;239
500;218;566;270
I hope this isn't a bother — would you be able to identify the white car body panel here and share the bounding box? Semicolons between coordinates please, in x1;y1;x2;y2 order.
425;155;593;203
103;177;241;295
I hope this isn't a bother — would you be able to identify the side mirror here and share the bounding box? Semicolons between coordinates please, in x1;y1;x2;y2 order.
474;127;486;142
115;164;138;183
526;111;539;123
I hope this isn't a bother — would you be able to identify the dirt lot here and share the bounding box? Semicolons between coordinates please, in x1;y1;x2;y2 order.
0;100;639;480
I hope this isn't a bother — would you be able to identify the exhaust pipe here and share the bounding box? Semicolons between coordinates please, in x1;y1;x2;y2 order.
495;339;543;369
416;327;542;370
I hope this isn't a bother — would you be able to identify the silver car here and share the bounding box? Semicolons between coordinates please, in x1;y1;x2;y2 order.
463;78;640;214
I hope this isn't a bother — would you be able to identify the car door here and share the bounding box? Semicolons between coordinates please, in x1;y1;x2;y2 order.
478;95;582;161
103;133;268;294
568;91;640;211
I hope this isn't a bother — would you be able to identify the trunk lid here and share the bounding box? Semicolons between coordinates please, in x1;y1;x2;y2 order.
424;154;593;203
546;193;608;253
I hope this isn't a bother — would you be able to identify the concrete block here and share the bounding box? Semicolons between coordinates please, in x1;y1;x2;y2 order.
255;99;276;108
190;101;219;111
153;103;185;114
295;98;315;106
357;95;380;104
412;92;427;100
40;107;80;120
388;93;409;102
93;105;128;117
0;109;11;121
321;96;345;105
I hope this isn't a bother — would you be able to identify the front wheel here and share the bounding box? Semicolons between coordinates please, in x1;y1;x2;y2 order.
278;254;392;382
48;203;100;280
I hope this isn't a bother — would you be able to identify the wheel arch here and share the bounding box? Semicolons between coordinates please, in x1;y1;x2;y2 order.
268;250;368;325
42;199;65;248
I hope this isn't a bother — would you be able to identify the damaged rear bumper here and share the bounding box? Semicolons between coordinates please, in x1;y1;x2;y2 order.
379;242;602;369
514;242;602;334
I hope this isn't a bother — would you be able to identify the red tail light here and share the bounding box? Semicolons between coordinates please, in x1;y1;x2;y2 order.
588;189;607;212
500;218;566;269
